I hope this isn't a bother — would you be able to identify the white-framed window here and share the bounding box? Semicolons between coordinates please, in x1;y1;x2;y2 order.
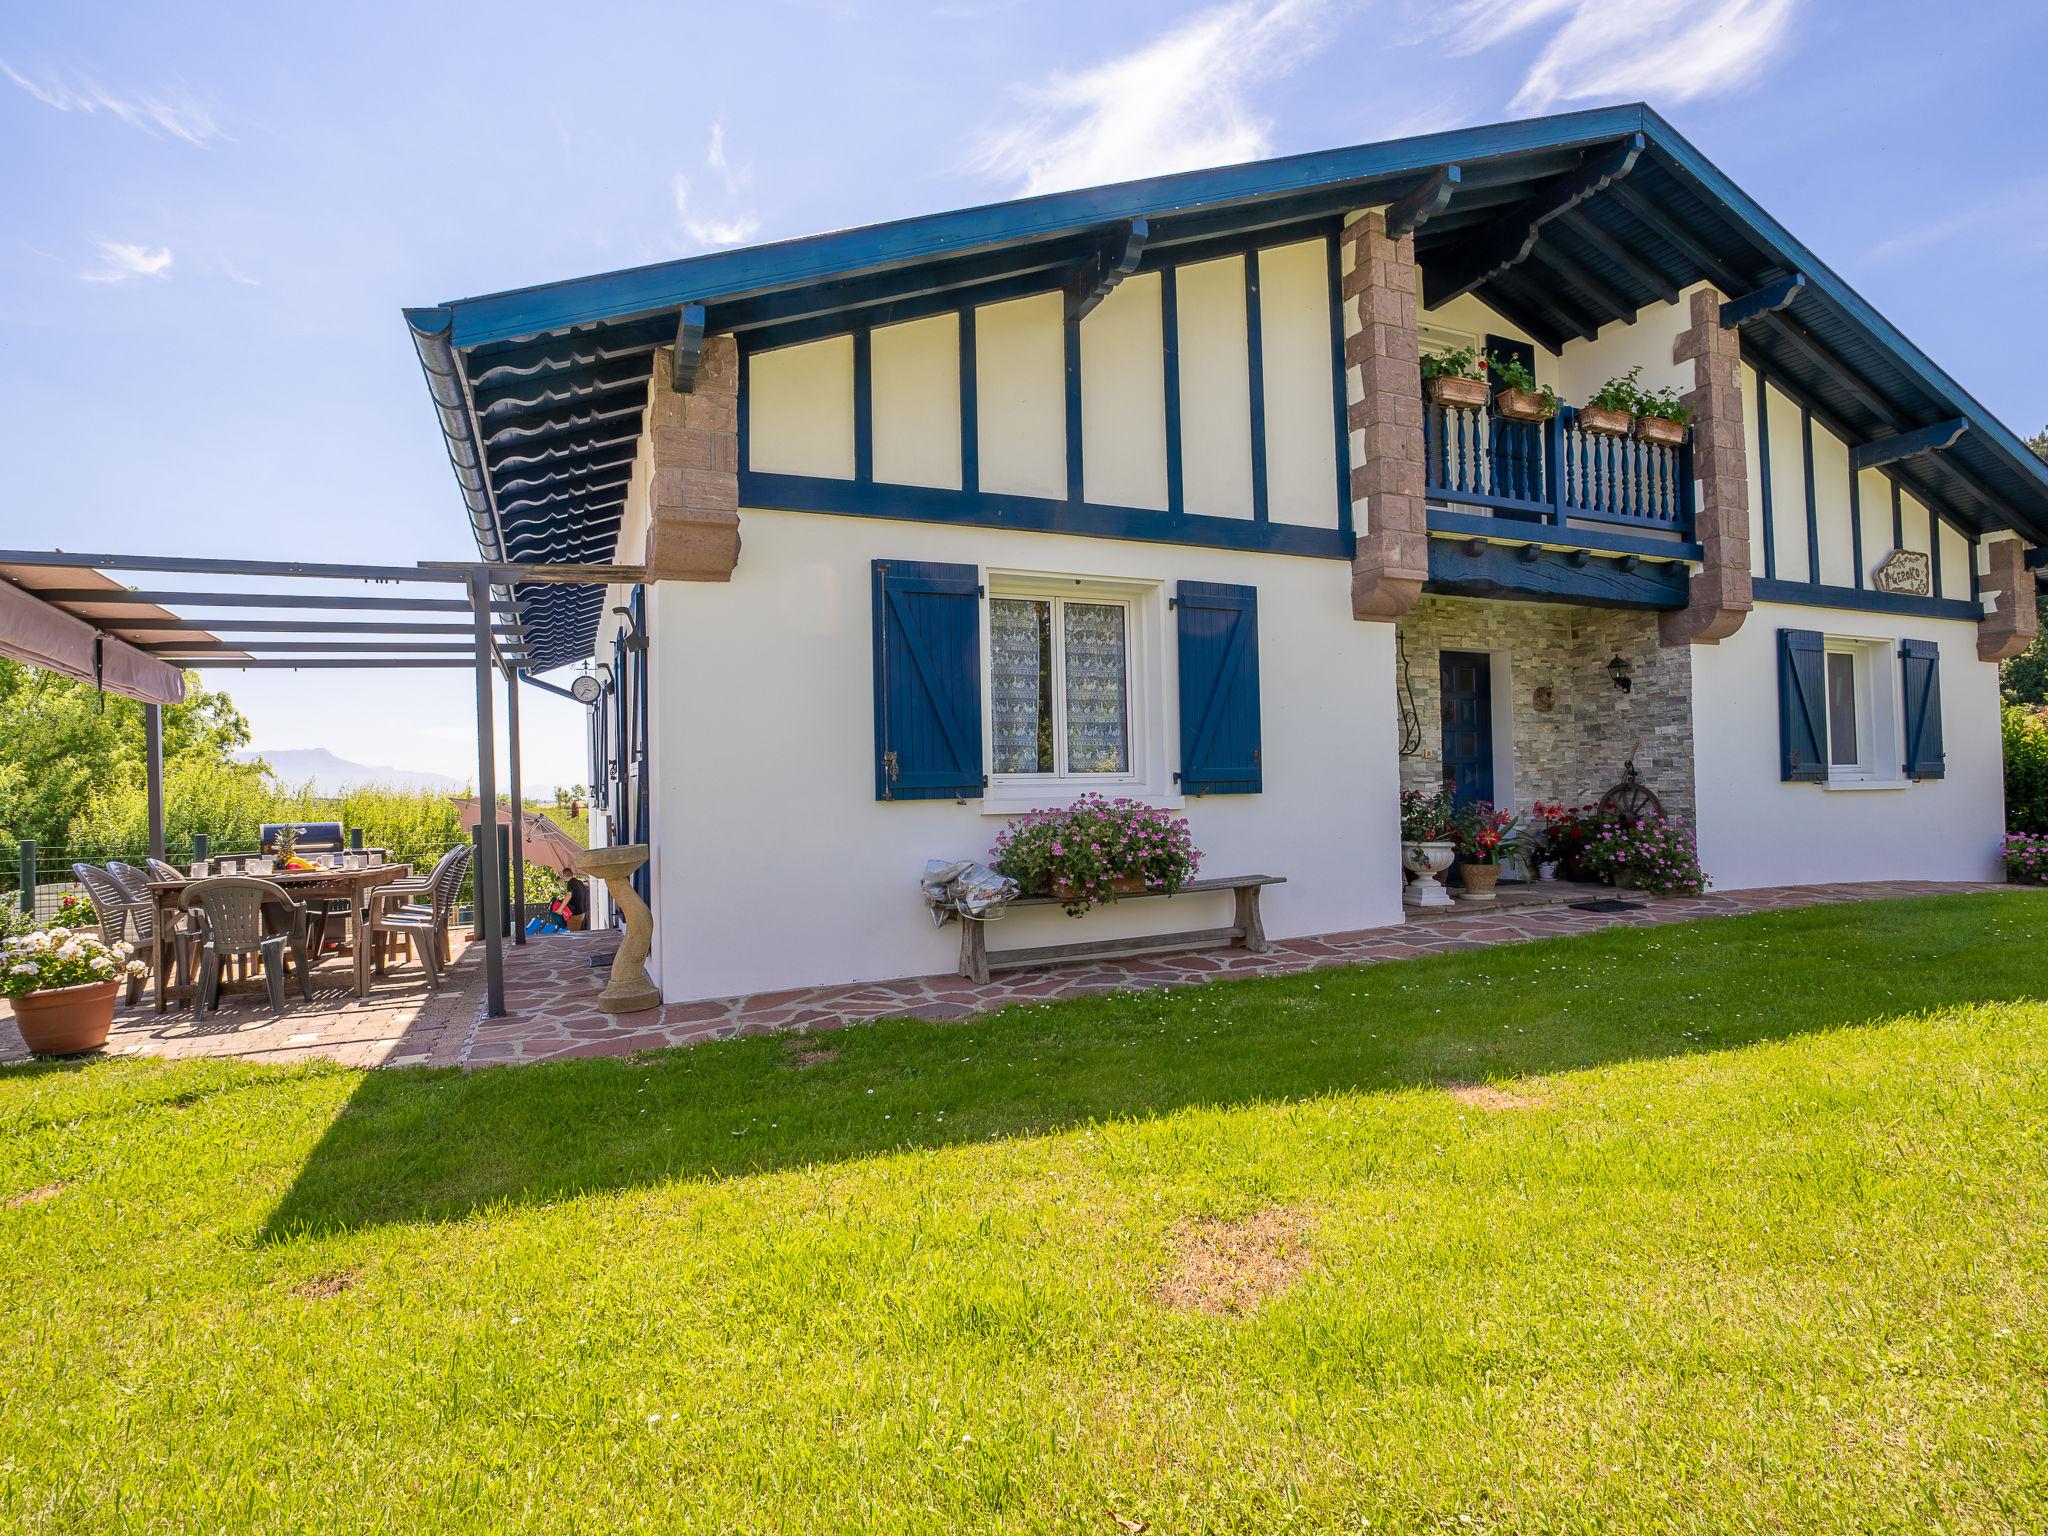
1822;636;1901;787
981;571;1176;813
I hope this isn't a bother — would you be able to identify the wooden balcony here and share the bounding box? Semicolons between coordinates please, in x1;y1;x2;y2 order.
1422;399;1694;541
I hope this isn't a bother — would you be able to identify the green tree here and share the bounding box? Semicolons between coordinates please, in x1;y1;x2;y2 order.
0;662;262;852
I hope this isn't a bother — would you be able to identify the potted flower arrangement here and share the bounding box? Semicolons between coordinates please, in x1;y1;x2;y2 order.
51;891;97;934
1399;787;1458;908
1452;800;1520;900
1487;352;1559;423
1420;345;1489;410
2;926;146;1056
1631;382;1694;447
1581;815;1709;895
990;793;1200;916
1533;801;1605;882
1580;367;1641;438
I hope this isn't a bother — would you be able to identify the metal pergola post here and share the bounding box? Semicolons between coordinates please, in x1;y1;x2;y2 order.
507;663;526;946
469;572;506;1018
143;703;165;860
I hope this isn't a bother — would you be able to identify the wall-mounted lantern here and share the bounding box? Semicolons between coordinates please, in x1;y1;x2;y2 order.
1607;655;1634;694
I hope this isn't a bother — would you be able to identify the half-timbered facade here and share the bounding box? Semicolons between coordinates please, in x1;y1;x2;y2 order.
407;104;2048;1004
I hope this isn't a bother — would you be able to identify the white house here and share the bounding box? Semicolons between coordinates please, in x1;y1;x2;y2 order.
406;104;2047;1006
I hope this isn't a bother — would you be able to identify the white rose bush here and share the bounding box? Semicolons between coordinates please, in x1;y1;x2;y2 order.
1;926;147;999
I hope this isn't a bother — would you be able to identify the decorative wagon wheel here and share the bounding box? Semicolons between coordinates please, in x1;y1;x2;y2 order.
1598;749;1664;824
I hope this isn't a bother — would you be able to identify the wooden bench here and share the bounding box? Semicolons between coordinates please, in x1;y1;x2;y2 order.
955;875;1286;985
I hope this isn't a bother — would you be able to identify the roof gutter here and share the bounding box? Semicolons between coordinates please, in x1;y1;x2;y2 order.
405;306;504;563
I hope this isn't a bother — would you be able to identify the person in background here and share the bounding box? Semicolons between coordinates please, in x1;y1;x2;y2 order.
525;875;590;936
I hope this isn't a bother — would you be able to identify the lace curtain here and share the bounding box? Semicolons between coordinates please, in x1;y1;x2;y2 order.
989;596;1130;776
1063;602;1128;773
990;598;1053;773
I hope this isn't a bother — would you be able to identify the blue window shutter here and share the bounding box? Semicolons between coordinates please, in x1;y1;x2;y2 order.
872;559;984;801
1777;628;1826;782
1900;638;1945;780
1177;580;1262;795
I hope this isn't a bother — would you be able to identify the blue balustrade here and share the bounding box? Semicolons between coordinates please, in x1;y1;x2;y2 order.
1422;398;1693;536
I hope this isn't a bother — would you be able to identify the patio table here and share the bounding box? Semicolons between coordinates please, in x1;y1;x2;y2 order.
146;862;413;1010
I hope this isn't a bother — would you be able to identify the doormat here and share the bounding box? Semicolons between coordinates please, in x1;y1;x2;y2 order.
589;953;617;969
1568;899;1645;913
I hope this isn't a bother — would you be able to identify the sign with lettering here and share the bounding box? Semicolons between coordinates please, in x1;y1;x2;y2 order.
1872;548;1931;597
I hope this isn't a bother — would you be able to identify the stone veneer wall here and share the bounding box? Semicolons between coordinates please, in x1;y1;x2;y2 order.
1395;596;1696;825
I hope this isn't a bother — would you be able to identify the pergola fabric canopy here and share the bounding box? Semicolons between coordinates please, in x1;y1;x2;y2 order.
406;102;2048;667
0;567;199;705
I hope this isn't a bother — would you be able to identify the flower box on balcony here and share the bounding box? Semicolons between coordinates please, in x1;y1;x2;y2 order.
1425;375;1491;410
1494;387;1557;423
1633;415;1686;447
1577;405;1632;438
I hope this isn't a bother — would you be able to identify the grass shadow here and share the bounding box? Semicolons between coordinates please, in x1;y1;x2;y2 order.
260;892;2048;1239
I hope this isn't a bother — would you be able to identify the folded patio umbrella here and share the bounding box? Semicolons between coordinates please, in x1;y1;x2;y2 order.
454;798;588;874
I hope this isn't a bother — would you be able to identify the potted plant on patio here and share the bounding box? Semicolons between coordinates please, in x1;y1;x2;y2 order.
1487;352;1559;422
1399;787;1458;908
1582;815;1710;895
2;926;146;1056
1452;801;1520;901
991;794;1200;916
1631;382;1694;447
1420;345;1489;410
1580;367;1641;438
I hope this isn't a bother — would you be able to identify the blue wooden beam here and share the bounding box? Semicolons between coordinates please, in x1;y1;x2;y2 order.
1850;417;1970;472
1556;209;1679;304
1422;133;1644;308
1384;165;1461;239
1603;178;1751;295
1719;273;1805;328
1066;219;1149;321
670;303;707;393
1425;535;1688;609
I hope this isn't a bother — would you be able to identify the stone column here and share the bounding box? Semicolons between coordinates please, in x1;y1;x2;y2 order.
644;336;741;581
1661;288;1752;647
1341;209;1428;621
1978;537;2038;661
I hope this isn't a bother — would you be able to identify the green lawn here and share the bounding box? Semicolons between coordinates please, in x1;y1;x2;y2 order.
5;894;2047;1533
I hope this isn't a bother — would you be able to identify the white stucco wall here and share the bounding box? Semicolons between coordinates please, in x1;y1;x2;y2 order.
1691;601;2003;889
1175;254;1254;520
975;291;1067;500
1257;237;1340;529
1080;272;1168;510
645;508;1399;1002
872;313;961;490
749;335;855;479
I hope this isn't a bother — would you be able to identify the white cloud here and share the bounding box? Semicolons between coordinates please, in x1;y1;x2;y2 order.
672;123;761;249
1435;0;1799;112
80;239;174;284
0;57;223;145
969;0;1331;196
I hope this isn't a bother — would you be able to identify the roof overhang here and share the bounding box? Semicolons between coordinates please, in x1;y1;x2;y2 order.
405;103;2048;663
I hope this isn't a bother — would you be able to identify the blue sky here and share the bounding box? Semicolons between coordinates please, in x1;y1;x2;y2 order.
4;0;2044;790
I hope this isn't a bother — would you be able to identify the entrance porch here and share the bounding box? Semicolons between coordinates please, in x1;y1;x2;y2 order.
1395;594;1696;824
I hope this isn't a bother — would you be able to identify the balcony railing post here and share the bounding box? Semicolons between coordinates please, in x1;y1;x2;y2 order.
1545;411;1567;525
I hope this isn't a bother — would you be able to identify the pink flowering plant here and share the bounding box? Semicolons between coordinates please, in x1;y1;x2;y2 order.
1;926;146;1000
1452;800;1521;866
990;794;1201;915
52;891;96;928
2001;832;2048;883
1582;815;1710;895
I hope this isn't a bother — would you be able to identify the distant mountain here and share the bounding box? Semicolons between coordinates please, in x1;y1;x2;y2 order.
237;748;464;796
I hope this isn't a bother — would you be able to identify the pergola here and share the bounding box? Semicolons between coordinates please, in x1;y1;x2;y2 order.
0;548;637;1017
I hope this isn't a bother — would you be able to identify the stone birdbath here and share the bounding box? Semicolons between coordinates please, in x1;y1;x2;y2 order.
571;844;661;1014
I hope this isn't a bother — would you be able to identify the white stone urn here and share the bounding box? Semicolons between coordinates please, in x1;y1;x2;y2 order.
1402;840;1457;908
571;843;662;1014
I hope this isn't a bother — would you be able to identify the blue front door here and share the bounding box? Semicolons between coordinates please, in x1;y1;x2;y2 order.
1439;650;1494;809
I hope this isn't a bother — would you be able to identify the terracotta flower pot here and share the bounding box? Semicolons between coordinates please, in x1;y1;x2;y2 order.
1494;387;1557;423
1426;375;1490;410
9;979;119;1057
1458;862;1501;900
1052;875;1148;903
1578;406;1632;438
1633;414;1686;447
